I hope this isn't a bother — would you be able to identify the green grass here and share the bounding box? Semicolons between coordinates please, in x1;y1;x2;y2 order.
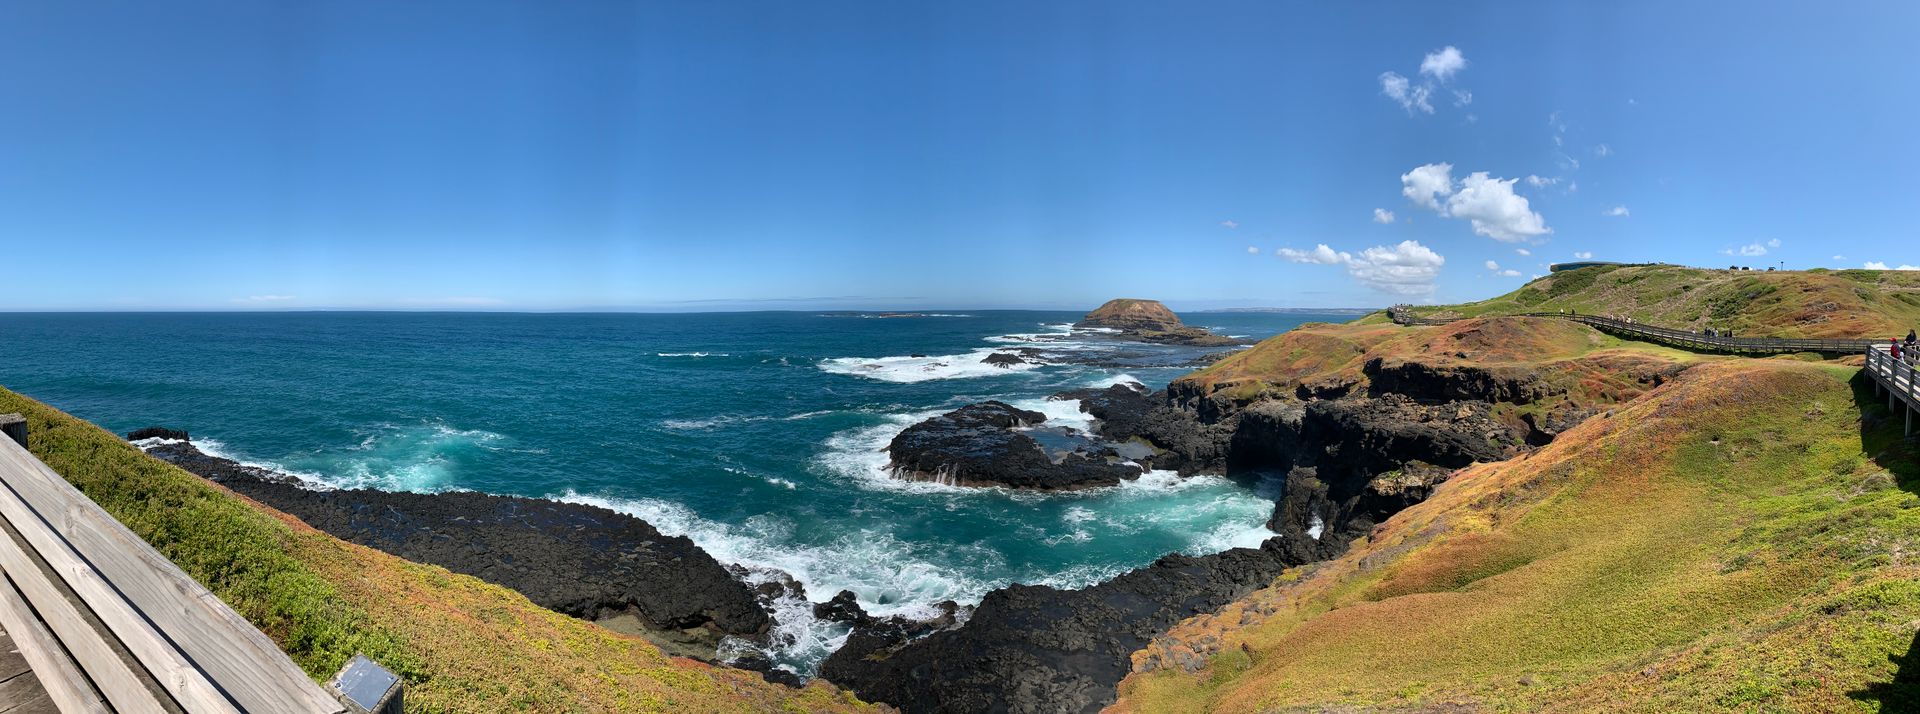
0;389;419;680
1402;264;1920;339
0;387;875;713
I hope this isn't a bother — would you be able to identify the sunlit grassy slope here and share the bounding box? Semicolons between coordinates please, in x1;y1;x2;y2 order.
1176;314;1706;407
1113;361;1919;712
1402;265;1920;339
0;387;874;713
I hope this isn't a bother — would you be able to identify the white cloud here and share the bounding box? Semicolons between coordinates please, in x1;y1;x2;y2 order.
1767;238;1781;248
1400;163;1454;210
1484;260;1501;271
1573;251;1594;260
1246;246;1259;255
233;295;295;304
1420;46;1468;82
1400;164;1551;242
1865;262;1920;271
1445;172;1552;242
1381;47;1467;116
1499;269;1522;277
1516;248;1532;256
1279;240;1446;297
1379;72;1433;114
1277;244;1347;265
1603;205;1630;217
1372;208;1395;224
1549;111;1567;147
1833;254;1846;260
1220;220;1239;229
1593;143;1613;158
1724;243;1769;257
1525;175;1559;188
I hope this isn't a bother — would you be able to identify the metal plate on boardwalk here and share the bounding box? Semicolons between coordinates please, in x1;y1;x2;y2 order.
333;654;399;712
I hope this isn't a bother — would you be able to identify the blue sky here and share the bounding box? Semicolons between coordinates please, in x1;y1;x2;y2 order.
2;1;1915;311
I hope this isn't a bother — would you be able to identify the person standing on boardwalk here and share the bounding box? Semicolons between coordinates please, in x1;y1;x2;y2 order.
1892;338;1902;362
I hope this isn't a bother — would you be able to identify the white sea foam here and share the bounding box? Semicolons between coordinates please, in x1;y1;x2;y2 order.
814;410;976;494
657;352;727;357
134;436;340;490
1006;396;1095;433
817;348;1044;383
1306;514;1325;540
661;414;774;431
1193;520;1280;554
554;490;996;675
1086;373;1146;390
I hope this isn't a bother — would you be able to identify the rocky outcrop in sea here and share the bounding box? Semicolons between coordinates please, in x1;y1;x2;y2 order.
885;401;1145;490
1076;298;1249;347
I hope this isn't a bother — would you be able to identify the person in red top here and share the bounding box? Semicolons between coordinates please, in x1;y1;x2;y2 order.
1892;337;1902;362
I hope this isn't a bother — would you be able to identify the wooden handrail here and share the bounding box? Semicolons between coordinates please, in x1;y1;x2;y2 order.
1386;309;1878;355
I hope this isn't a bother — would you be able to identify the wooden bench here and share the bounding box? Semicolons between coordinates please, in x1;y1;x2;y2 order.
0;419;347;713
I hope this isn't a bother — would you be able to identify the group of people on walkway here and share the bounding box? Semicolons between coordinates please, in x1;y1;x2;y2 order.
1889;330;1919;362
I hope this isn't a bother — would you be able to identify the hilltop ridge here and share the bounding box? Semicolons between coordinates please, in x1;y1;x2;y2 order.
1388;264;1920;339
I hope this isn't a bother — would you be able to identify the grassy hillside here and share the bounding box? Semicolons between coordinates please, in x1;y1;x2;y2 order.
1176;315;1705;407
1402;264;1920;339
1114;361;1919;712
0;387;874;713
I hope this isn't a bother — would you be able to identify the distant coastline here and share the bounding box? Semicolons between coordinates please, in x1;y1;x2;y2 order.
1190;306;1376;315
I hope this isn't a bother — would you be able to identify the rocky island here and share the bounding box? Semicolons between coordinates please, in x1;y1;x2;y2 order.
1076;298;1247;346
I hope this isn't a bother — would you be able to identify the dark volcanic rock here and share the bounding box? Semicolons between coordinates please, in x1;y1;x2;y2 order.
819;546;1288;714
141;440;769;659
980;352;1028;367
126;426;190;441
885;402;1142;490
1055;384;1236;475
813;590;873;626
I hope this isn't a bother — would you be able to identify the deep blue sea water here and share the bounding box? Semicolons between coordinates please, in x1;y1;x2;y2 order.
0;309;1346;673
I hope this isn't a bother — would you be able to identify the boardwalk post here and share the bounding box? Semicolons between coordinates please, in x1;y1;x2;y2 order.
0;414;23;449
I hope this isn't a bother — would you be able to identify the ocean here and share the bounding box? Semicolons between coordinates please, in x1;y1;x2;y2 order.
0;309;1347;674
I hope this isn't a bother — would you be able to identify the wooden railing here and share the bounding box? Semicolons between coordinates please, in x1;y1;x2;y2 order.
1385;308;1878;356
1532;313;1878;356
1864;345;1920;435
0;422;349;713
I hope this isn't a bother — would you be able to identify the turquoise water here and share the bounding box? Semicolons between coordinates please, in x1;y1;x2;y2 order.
0;310;1340;673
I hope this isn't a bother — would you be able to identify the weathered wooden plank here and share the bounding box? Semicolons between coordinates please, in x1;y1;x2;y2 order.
0;440;343;713
0;688;54;714
0;539;141;713
0;602;95;714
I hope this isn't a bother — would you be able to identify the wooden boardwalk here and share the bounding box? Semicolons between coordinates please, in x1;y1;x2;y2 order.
0;624;56;714
1865;346;1920;435
0;421;349;713
1386;307;1879;356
